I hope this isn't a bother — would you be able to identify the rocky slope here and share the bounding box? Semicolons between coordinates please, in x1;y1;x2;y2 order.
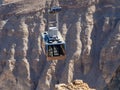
104;66;120;90
55;80;95;90
0;0;120;90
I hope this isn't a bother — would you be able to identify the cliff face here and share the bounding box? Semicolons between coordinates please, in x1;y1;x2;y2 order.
55;80;95;90
104;66;120;90
0;0;120;90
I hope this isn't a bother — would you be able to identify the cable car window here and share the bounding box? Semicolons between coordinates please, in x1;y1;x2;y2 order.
53;45;60;56
48;44;65;57
48;45;53;57
59;44;65;56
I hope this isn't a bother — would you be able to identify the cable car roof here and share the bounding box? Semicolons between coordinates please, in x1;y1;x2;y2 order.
41;30;65;45
49;27;58;31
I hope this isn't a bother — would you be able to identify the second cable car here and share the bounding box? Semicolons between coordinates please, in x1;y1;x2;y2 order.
41;6;66;60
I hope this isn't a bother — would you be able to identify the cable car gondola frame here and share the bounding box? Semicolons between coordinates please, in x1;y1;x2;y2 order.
41;6;66;61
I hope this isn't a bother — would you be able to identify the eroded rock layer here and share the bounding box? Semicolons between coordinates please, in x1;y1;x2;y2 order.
0;0;120;90
55;80;95;90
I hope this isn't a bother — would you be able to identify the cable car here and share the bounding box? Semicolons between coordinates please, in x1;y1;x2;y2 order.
41;27;66;60
41;6;66;60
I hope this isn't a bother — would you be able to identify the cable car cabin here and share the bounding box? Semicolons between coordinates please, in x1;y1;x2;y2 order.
41;27;66;61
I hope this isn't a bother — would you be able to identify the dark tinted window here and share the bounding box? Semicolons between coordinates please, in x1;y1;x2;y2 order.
48;44;65;57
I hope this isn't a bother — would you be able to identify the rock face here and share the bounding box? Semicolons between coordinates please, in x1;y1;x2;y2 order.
55;80;95;90
0;0;120;90
104;66;120;90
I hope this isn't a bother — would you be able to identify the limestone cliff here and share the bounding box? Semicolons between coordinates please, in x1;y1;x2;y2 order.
104;66;120;90
55;80;95;90
0;0;120;90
